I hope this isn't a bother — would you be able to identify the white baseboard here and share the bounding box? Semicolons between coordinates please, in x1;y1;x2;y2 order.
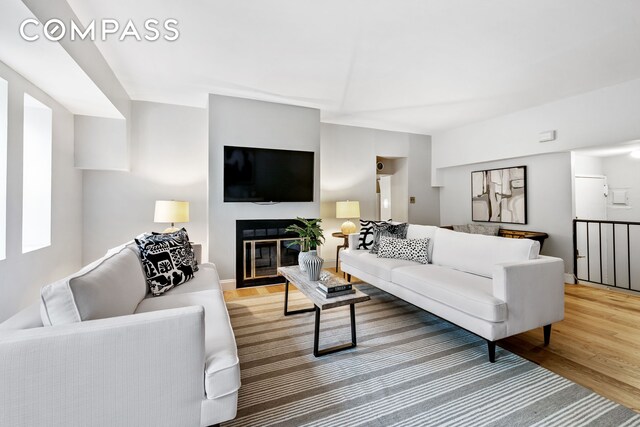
564;273;576;284
220;279;236;291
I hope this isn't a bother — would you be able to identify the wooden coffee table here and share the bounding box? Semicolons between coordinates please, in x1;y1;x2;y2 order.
278;266;370;357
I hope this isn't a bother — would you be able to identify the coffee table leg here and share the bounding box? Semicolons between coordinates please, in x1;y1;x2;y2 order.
314;303;358;357
284;280;315;316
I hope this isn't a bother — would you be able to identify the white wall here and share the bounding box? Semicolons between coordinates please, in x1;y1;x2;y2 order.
573;153;604;176
408;135;440;225
82;101;208;263
209;95;321;281
0;60;83;322
320;123;440;267
74;115;128;171
602;154;640;222
432;77;640;184
439;152;573;274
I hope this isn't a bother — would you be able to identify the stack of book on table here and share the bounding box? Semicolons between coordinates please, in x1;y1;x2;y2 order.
316;281;355;298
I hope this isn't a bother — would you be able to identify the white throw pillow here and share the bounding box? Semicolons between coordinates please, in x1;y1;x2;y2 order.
40;244;147;326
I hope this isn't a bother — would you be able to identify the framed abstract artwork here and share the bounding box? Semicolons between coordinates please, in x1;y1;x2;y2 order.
471;166;527;224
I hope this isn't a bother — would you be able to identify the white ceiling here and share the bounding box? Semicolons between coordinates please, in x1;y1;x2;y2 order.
574;140;640;157
65;0;640;134
0;0;122;118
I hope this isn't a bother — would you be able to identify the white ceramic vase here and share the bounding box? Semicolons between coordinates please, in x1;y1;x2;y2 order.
305;252;324;281
298;250;316;273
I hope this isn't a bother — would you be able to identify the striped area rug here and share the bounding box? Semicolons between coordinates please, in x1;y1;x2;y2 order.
223;284;640;426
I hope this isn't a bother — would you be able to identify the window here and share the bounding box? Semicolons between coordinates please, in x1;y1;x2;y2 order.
0;78;7;260
22;94;52;253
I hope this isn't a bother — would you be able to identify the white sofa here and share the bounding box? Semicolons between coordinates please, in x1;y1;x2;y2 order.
0;242;239;427
340;225;565;362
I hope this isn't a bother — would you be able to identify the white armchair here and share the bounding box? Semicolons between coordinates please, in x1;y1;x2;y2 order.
0;242;239;427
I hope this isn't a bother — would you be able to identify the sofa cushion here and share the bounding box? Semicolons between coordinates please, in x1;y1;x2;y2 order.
40;244;147;326
406;224;438;261
0;302;43;332
392;264;507;322
135;289;240;400
468;224;500;236
378;236;430;264
341;249;419;282
431;228;540;278
159;263;222;296
135;228;199;296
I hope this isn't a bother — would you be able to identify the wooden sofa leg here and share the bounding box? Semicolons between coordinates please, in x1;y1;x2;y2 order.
346;273;351;283
487;340;496;363
543;324;552;346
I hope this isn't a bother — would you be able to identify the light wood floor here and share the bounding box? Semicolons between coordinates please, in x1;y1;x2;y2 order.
224;279;640;412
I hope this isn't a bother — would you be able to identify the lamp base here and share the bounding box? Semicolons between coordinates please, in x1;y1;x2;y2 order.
163;226;181;233
340;220;357;235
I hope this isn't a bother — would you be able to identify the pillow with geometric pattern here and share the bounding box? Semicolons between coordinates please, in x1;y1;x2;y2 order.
377;236;431;264
358;219;389;250
135;228;199;296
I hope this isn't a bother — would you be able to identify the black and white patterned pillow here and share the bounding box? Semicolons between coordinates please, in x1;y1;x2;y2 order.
377;236;431;264
369;222;409;254
358;219;389;250
135;228;198;296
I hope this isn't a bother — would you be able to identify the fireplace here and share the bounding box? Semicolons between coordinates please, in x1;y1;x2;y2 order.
235;219;303;288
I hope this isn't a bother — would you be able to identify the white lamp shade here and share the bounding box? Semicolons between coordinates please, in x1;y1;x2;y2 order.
154;200;189;224
336;201;360;219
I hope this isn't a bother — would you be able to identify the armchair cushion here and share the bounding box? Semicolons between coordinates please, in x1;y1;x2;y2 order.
40;244;147;326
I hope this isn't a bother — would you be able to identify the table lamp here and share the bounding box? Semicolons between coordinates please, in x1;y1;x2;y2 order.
336;200;360;235
154;200;189;233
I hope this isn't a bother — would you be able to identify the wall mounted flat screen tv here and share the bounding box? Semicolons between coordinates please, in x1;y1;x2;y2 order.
224;146;314;202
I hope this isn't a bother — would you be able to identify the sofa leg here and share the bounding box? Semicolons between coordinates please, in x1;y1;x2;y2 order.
544;324;552;346
346;273;351;283
487;340;496;363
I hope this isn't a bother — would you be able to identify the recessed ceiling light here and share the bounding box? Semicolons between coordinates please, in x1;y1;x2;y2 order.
631;150;640;159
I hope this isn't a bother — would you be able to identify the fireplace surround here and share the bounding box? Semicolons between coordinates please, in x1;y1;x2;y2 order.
235;219;304;288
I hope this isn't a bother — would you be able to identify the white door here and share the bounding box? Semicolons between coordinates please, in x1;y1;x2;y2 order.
379;176;392;221
575;176;608;283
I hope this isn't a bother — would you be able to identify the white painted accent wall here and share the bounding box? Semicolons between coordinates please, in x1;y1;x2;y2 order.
0;60;82;322
439;152;573;274
82;101;208;263
209;95;321;281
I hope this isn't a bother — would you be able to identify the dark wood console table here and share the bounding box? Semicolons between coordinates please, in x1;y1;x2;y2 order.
441;225;549;250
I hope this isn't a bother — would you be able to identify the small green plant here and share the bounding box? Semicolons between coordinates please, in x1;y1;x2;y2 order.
285;217;325;252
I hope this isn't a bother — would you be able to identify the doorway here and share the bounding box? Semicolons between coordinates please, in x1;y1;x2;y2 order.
375;156;408;222
574;175;608;284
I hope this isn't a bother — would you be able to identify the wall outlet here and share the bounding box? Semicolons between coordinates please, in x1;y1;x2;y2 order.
409;196;416;204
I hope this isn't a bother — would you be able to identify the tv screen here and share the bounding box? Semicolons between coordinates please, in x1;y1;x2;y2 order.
224;146;314;202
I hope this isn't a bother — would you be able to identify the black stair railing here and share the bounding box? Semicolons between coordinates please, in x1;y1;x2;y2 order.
573;219;640;291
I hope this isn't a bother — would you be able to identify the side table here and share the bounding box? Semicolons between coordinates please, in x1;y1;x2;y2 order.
332;231;349;272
